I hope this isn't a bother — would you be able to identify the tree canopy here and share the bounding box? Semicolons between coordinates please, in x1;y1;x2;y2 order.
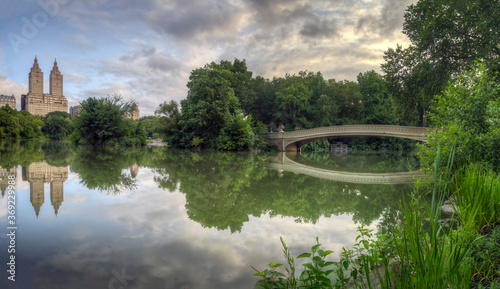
0;105;43;139
71;95;145;146
418;62;500;172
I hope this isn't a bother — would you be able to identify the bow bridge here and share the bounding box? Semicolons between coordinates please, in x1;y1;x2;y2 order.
268;152;424;184
267;125;432;152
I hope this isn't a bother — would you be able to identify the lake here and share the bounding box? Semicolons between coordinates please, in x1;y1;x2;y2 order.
0;141;419;288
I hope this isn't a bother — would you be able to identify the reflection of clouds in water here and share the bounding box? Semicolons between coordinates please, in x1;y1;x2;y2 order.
14;167;380;288
69;226;93;240
0;198;6;218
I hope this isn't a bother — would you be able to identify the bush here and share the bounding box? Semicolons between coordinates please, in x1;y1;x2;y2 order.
418;62;500;173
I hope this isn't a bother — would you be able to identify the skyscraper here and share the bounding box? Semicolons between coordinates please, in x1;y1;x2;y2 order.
23;57;68;116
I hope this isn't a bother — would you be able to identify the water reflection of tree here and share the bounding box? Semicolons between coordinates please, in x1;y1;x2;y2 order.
0;140;44;169
42;141;74;167
300;151;419;173
71;146;147;194
148;149;412;233
147;149;270;232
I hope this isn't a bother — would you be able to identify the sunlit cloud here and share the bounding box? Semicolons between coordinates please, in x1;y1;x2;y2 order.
0;0;415;115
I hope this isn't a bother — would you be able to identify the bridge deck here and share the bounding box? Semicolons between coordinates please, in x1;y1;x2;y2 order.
268;125;432;152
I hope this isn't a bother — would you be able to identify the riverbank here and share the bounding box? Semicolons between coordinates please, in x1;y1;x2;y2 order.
252;163;500;288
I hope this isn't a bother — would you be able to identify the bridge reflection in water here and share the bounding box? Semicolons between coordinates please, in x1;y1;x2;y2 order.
268;152;424;184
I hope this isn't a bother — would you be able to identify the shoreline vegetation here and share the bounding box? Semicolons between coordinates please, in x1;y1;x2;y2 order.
0;0;498;288
250;63;500;288
252;159;500;289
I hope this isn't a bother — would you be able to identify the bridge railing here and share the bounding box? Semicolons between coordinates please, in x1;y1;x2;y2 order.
267;125;431;139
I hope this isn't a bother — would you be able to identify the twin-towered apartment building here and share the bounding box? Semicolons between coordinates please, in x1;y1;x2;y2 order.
20;56;68;116
2;57;139;119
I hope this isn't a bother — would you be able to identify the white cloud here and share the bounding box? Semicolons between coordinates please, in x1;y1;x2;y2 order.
1;0;415;115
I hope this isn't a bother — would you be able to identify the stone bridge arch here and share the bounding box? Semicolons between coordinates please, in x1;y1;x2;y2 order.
268;152;424;184
267;125;432;152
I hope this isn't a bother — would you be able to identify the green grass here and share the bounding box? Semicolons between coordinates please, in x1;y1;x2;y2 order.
252;149;499;288
450;165;500;233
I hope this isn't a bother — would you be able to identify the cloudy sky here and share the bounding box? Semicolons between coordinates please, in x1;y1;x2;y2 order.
0;0;414;116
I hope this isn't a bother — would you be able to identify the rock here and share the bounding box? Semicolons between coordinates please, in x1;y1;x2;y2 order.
441;204;456;215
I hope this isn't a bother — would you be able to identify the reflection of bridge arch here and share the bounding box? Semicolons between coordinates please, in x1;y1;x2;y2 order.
268;153;424;184
267;125;432;152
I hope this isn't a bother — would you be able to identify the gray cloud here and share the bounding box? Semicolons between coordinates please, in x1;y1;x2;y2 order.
2;0;416;115
300;19;338;39
355;0;415;37
0;75;28;110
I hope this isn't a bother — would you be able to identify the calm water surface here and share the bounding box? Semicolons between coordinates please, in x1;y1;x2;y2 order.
0;141;418;289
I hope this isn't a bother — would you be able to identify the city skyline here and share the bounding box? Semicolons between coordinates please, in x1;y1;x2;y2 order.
0;0;415;116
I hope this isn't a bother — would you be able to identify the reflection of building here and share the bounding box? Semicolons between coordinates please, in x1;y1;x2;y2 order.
70;105;80;116
0;167;17;197
25;161;68;216
0;95;16;109
22;57;68;116
130;164;139;178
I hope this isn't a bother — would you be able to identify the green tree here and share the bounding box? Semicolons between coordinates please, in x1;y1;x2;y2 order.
357;70;398;125
330;80;363;124
312;94;339;127
71;95;144;146
0;106;43;139
382;45;448;126
179;61;242;148
403;0;500;74
218;110;255;150
42;111;74;140
139;116;159;138
0;105;22;138
383;0;500;125
275;83;312;128
155;100;181;144
418;62;500;172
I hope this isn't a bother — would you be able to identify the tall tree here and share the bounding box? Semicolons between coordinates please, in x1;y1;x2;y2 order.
404;0;500;73
72;95;143;146
42;112;74;140
383;0;500;126
155;100;181;143
274;83;312;128
179;61;241;148
418;62;500;172
357;71;398;125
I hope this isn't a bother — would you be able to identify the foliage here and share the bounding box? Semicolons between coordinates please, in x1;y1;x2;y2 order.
301;139;331;151
178;59;268;149
382;45;448;126
0;105;44;139
0;140;44;169
418;62;500;172
382;0;500;126
329;80;363;125
179;60;242;148
42;111;74;140
357;71;398;125
449;165;500;234
218;111;255;150
403;0;500;74
154;100;182;144
71;95;145;146
139;116;159;138
464;226;500;287
70;146;146;194
275;83;312;128
253;237;335;289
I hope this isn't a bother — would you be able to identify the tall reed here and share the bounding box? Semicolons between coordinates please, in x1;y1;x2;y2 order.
450;165;500;233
